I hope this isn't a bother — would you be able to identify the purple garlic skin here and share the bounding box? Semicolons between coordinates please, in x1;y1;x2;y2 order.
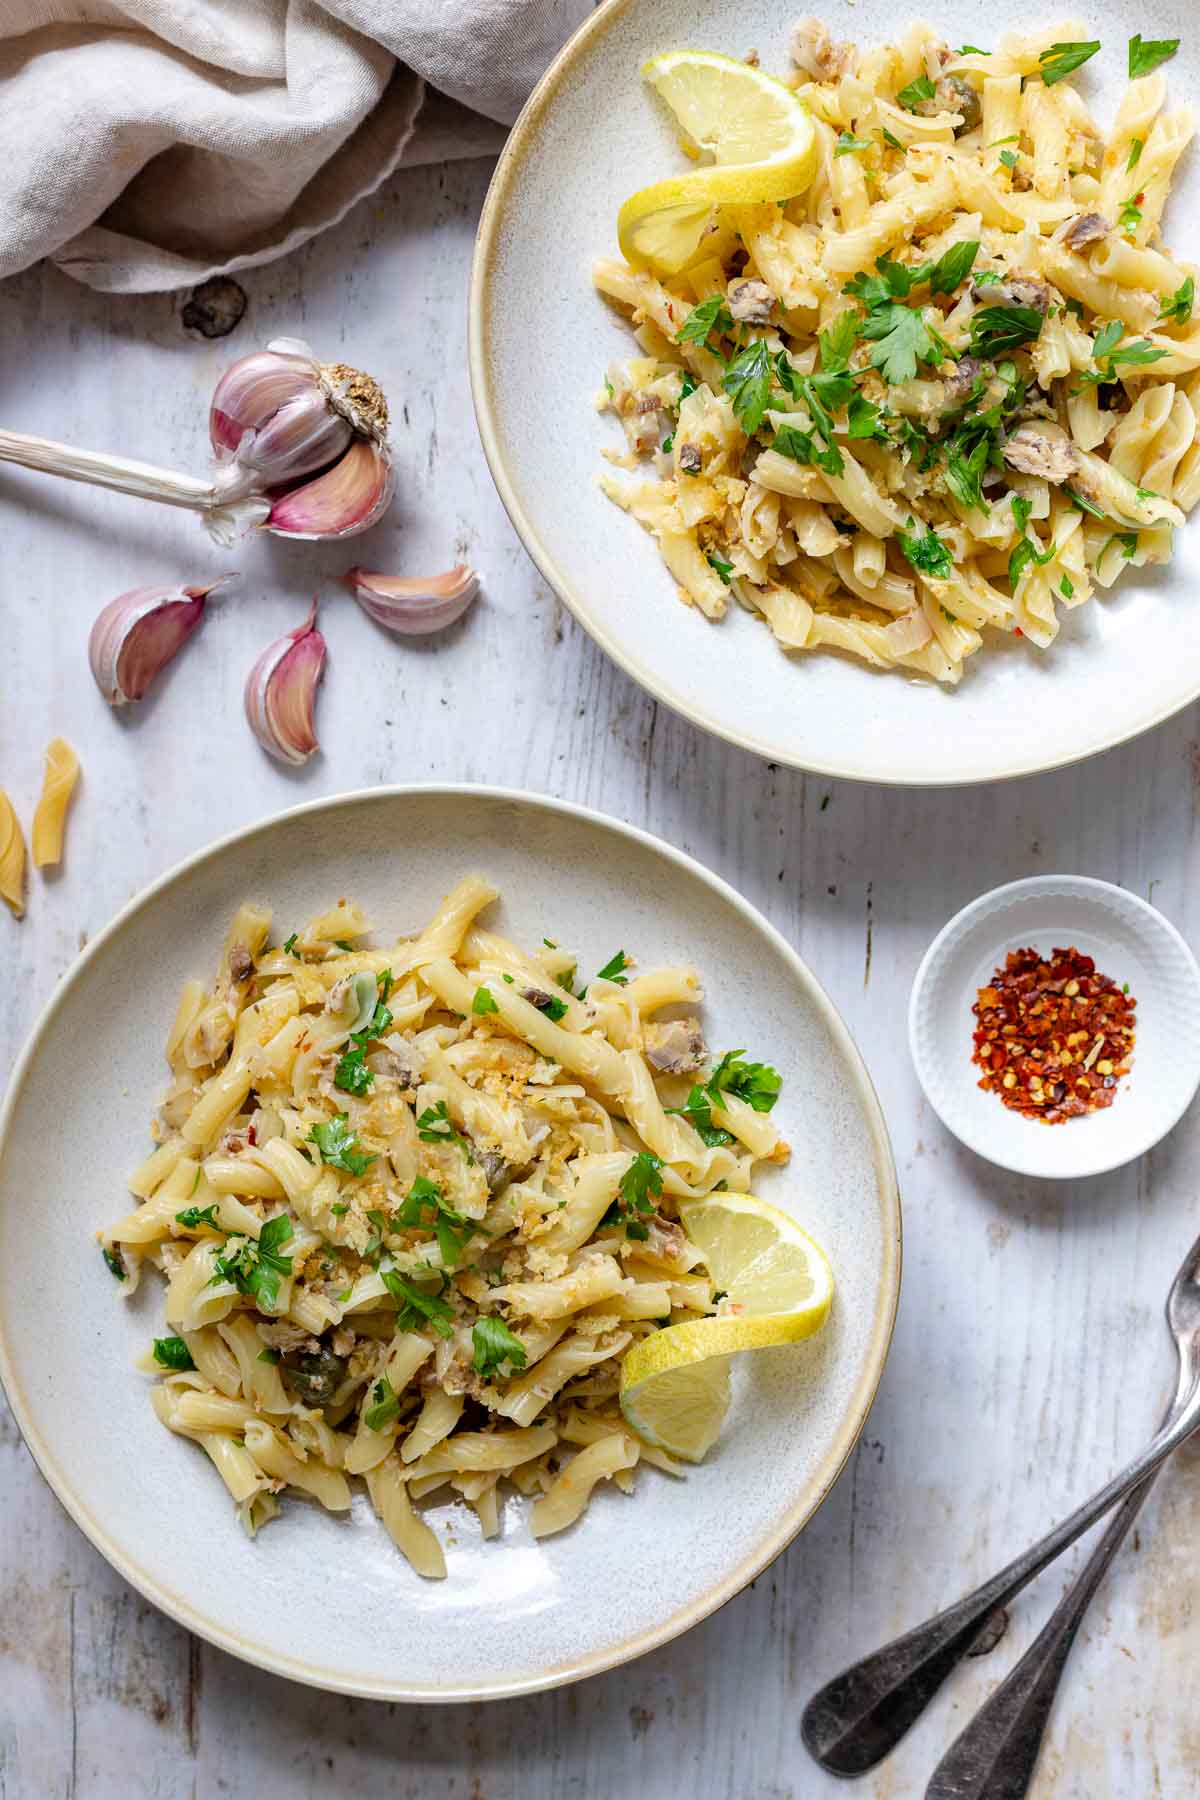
345;564;480;635
210;338;393;539
89;577;234;706
244;601;327;765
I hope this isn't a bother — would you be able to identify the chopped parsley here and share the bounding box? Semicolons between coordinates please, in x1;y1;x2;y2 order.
416;1100;474;1161
595;950;631;985
152;1336;195;1371
1078;319;1168;382
1101;530;1139;565
257;1347;281;1364
472;986;499;1015
333;973;394;1096
929;240;979;295
212;1214;294;1310
677;295;733;349
1126;137;1144;172
835;132;873;155
471;1316;528;1379
1037;40;1101;87
394;1175;481;1268
968;305;1044;357
679;370;696;402
999;149;1020;171
531;991;568;1022
602;1151;665;1240
308;1113;376;1177
662;434;674;453
378;1268;456;1337
102;1245;127;1281
944;429;993;512
332;1044;372;1097
667;1085;735;1147
1059;574;1075;599
1159;276;1194;325
1128;34;1179;79
281;933;299;957
722;337;774;433
959;44;990;55
705;1049;783;1113
364;1376;403;1430
896;73;936;111
879;126;903;149
898;518;954;580
847;392;887;440
1065;485;1106;519
1118;192;1144;236
175;1202;222;1230
707;551;734;584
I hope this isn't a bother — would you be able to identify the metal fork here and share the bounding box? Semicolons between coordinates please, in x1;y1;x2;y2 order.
801;1229;1200;1780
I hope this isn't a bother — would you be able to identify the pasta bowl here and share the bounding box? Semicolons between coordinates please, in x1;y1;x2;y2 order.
0;786;898;1700
471;0;1200;784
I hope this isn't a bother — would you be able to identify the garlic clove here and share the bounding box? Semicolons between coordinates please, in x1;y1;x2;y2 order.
266;438;394;541
345;564;480;635
244;602;326;765
210;343;318;456
89;576;234;706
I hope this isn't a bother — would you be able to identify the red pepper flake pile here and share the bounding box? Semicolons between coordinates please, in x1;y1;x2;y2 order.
971;946;1136;1123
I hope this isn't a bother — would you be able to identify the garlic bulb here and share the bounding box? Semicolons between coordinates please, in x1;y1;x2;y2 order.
89;577;233;706
0;339;393;546
245;602;326;765
345;565;480;635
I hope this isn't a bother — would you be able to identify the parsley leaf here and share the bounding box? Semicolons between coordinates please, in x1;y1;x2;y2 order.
1159;276;1194;325
102;1245;127;1281
929;240;979;296
999;148;1020;171
898;518;954;580
175;1203;222;1230
1037;40;1101;87
847;392;887;440
308;1114;376;1177
1101;530;1139;565
378;1268;456;1337
1128;34;1179;79
818;310;860;372
595;950;631;984
471;1316;528;1378
282;933;300;957
212;1215;294;1311
1118;192;1144;235
722;337;774;434
1059;574;1075;598
959;44;990;55
944;431;992;512
153;1335;195;1371
707;551;734;584
472;986;498;1015
1127;136;1144;172
773;424;844;477
1079;319;1169;382
880;126;903;149
677;295;733;349
333;1044;372;1096
968;305;1043;357
416;1100;474;1161
835;132;873;155
1065;485;1106;519
394;1175;481;1268
666;1085;735;1147
679;370;697;403
602;1151;665;1239
896;73;936;111
705;1050;783;1113
364;1376;403;1430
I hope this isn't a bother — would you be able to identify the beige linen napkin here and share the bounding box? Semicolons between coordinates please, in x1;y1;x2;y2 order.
0;0;590;291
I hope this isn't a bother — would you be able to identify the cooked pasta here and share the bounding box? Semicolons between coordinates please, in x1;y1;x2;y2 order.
594;21;1198;682
31;737;80;869
101;878;790;1574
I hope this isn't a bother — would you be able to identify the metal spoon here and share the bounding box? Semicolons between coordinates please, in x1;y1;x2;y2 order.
801;1230;1200;1778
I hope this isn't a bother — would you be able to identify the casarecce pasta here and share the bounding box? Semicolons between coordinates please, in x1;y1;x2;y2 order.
101;878;789;1577
594;20;1198;682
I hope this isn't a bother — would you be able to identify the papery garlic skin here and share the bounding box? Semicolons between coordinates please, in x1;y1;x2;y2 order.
345;564;479;635
89;577;233;706
244;602;326;765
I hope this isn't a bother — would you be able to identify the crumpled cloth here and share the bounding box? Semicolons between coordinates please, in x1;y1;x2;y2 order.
0;0;591;291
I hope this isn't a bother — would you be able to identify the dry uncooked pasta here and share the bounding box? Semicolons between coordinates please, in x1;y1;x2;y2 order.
31;737;80;869
101;877;790;1576
594;20;1198;682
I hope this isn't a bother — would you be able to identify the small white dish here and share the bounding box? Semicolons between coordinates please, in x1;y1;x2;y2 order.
909;876;1200;1180
0;785;898;1700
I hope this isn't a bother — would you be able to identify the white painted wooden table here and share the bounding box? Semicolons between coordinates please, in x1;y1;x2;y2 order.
2;156;1198;1800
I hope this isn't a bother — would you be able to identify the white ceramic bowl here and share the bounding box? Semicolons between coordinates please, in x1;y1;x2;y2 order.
909;875;1200;1179
0;786;899;1700
470;0;1200;785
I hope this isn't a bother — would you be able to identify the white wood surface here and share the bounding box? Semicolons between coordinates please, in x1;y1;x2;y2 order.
1;156;1198;1800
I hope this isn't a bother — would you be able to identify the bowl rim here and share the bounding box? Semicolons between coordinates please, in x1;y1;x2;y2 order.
467;0;1200;788
907;871;1200;1179
0;782;901;1702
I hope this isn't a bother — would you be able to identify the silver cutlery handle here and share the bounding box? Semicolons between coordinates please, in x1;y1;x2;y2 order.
801;1392;1200;1776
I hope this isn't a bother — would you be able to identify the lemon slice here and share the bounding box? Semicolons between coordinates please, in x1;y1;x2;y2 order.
618;1194;833;1461
618;51;817;276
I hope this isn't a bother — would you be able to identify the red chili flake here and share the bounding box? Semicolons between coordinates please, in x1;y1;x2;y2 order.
971;946;1136;1124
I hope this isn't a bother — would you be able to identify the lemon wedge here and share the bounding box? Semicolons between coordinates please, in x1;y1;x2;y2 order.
618;51;817;276
618;1194;833;1462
